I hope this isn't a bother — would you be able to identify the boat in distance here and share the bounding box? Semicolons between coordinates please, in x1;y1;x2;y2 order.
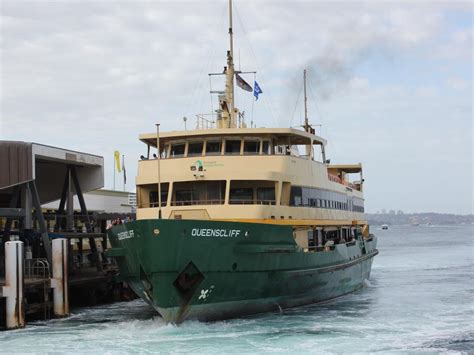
108;0;378;323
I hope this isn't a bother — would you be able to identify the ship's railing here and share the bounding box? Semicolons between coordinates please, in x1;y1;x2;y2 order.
148;202;167;208
328;174;361;191
171;199;224;206
147;199;276;207
229;199;276;205
328;174;343;184
308;239;358;252
196;114;216;130
310;245;336;252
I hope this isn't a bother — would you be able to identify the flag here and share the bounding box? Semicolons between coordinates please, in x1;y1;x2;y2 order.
236;73;252;92
122;155;127;185
254;81;263;100
114;150;121;172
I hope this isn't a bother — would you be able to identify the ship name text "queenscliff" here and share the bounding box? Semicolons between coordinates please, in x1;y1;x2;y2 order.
117;230;135;240
191;228;241;238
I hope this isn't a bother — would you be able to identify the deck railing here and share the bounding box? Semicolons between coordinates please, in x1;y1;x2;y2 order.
328;174;361;191
171;199;224;206
144;199;277;207
229;199;276;205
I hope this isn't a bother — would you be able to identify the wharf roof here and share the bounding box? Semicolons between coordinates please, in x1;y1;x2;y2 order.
139;127;327;147
0;141;104;203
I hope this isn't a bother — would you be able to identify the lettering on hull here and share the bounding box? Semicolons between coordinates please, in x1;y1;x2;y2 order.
117;230;135;240
191;228;241;238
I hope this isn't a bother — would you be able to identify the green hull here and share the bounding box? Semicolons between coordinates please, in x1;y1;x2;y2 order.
108;219;378;323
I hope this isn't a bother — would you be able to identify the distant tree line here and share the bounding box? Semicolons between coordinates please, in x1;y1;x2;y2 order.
365;212;474;226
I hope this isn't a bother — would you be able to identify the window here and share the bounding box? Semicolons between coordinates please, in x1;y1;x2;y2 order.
257;187;276;205
262;141;271;155
206;181;226;203
307;230;316;248
274;145;287;155
290;186;303;206
188;142;203;157
230;188;253;204
243;140;260;155
225;140;241;155
172;181;226;206
206;140;221;155
175;190;197;205
160;144;170;159
170;143;185;158
289;185;363;211
148;183;169;207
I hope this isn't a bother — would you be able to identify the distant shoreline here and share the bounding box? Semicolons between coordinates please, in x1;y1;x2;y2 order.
365;212;473;226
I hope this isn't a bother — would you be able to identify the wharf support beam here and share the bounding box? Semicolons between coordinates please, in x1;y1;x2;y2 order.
28;180;52;265
51;238;69;317
1;241;25;329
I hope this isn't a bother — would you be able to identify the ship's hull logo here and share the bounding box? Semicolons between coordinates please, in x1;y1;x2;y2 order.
198;285;215;301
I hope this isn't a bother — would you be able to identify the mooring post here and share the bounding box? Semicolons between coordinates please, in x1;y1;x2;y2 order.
1;241;25;329
51;238;69;317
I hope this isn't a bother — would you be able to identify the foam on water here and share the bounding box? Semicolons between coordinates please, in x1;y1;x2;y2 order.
1;225;473;353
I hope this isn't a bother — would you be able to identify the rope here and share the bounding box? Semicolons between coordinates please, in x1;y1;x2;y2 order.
185;3;227;121
251;72;255;126
290;81;304;128
308;81;331;160
209;75;214;118
234;3;278;126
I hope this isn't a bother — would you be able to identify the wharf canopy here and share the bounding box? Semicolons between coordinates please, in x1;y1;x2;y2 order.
0;141;105;265
0;141;104;204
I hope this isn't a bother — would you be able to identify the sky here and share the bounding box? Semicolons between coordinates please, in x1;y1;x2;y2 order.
0;0;472;214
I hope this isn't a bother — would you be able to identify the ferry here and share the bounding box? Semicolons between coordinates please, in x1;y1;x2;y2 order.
108;0;378;323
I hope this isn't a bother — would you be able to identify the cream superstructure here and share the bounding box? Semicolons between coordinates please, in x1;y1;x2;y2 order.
134;0;367;247
135;127;365;224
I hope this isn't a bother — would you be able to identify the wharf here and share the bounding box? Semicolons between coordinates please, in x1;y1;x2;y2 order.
0;141;136;330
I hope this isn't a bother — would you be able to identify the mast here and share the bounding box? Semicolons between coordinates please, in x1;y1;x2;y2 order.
216;0;236;129
303;69;313;158
229;0;234;68
303;69;309;132
225;0;235;127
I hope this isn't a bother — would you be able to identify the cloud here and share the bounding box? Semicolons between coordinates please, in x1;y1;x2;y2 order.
0;0;472;213
446;77;471;91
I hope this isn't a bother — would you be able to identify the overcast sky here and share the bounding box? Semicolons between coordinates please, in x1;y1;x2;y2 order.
1;0;472;214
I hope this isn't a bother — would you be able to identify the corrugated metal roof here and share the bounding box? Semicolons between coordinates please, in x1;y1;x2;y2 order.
0;140;104;204
0;141;33;189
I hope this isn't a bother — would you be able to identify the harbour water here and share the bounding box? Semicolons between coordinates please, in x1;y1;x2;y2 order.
1;225;472;353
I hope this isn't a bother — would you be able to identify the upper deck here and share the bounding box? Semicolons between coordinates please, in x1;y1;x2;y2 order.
135;126;365;222
139;127;327;148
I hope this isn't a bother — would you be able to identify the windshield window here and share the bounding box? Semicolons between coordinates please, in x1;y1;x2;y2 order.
170;143;185;157
225;140;241;155
206;141;222;155
243;140;260;155
188;142;203;157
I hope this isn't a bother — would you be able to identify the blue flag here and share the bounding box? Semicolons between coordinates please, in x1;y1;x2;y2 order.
253;81;263;100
